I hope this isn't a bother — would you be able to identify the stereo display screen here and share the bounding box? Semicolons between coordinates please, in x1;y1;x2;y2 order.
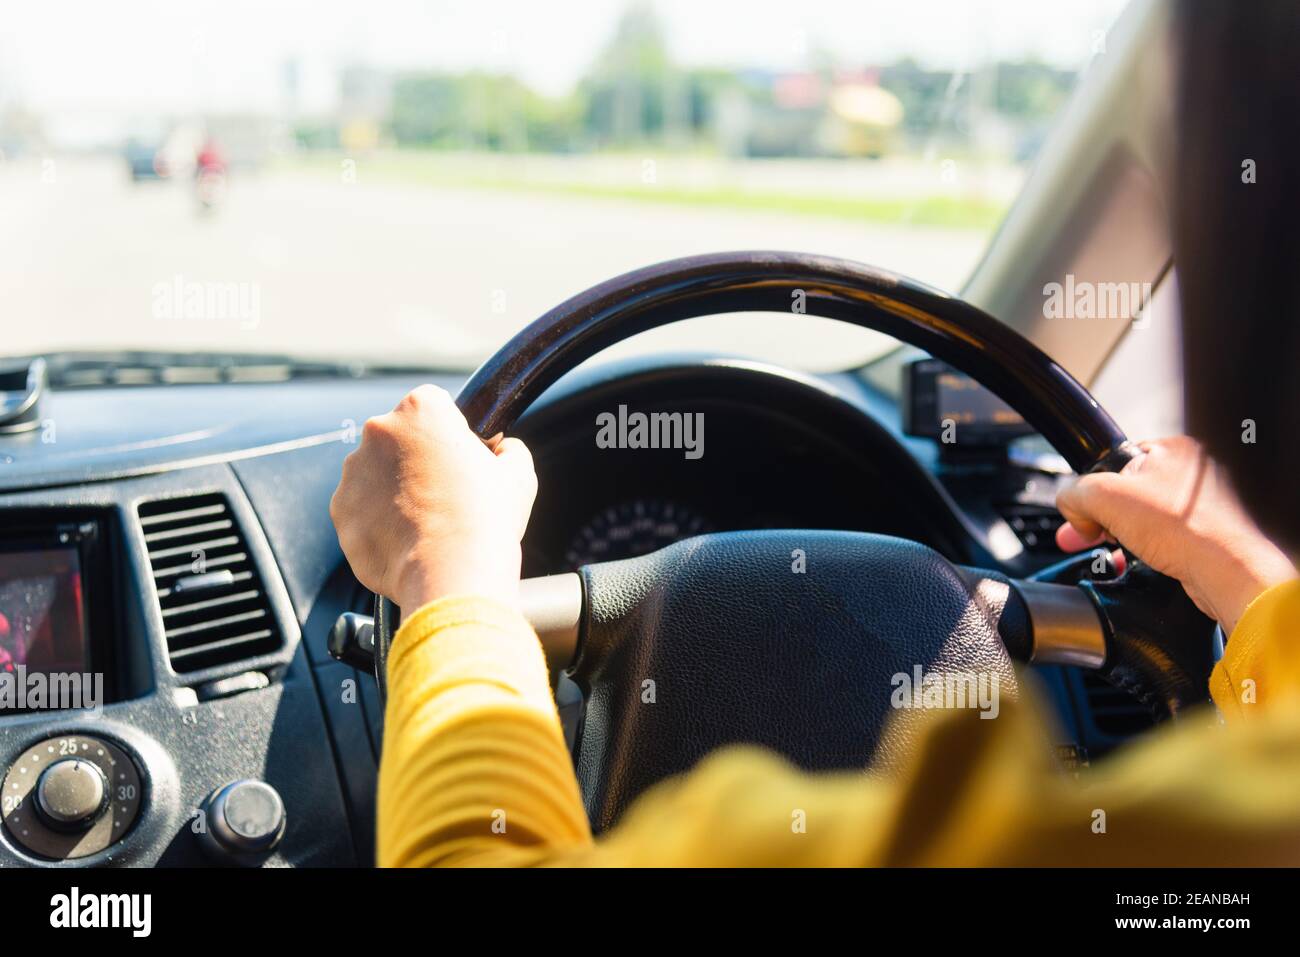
0;546;90;677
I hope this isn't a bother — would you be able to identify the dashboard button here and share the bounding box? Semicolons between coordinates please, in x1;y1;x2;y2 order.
198;779;286;865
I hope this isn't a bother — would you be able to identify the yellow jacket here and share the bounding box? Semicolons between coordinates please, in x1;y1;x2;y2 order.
377;580;1300;866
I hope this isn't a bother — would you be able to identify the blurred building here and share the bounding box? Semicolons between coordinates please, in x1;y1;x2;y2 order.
738;70;904;159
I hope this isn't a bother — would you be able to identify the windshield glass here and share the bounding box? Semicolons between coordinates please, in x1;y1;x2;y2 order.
1;0;1128;372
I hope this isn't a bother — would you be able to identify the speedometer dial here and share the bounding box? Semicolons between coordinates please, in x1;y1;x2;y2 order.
565;499;710;568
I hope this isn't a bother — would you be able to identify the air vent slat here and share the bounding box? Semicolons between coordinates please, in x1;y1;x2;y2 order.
167;630;276;662
161;589;262;619
142;518;233;544
157;569;254;599
146;536;242;562
151;552;246;580
165;608;267;640
138;502;228;527
138;494;282;674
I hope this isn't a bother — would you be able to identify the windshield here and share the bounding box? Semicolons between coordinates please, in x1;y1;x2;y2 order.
1;0;1128;372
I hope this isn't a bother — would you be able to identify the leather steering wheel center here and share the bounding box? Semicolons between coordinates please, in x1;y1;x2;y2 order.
574;531;1019;829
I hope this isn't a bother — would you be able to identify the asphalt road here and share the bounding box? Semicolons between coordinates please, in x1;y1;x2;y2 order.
1;155;988;372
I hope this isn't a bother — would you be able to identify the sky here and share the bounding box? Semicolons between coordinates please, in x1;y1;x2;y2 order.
0;0;1131;115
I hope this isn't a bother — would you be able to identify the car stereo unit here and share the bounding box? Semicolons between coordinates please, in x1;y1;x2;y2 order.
0;515;116;713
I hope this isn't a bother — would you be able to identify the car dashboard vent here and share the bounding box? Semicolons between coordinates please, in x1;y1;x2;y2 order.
138;493;281;674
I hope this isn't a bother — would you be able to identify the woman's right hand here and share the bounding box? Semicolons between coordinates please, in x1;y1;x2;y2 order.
1055;436;1294;634
329;384;538;615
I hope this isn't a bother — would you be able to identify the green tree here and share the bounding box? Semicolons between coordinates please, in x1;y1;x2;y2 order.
578;3;678;145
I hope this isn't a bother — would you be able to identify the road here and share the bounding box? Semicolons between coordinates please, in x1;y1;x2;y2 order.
1;155;990;372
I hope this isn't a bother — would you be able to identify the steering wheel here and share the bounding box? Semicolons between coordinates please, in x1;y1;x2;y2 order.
368;251;1216;831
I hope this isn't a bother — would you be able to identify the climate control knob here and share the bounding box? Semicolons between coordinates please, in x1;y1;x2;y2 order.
35;758;108;831
1;734;144;860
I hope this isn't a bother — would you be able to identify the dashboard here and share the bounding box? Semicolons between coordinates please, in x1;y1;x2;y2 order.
0;353;1151;867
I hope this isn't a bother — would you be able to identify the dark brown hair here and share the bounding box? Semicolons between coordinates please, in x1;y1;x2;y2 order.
1175;0;1300;553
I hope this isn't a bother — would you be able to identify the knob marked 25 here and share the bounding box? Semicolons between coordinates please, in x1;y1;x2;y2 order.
1;734;143;861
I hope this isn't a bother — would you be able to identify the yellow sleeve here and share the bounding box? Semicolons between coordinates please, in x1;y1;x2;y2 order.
377;595;592;867
579;691;1300;866
380;592;1300;867
1210;578;1300;721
